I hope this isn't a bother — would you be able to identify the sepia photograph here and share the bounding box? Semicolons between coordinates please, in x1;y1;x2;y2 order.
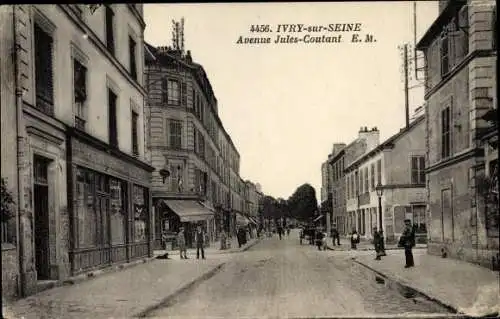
0;1;498;318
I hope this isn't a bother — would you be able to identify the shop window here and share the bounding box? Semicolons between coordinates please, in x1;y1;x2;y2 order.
75;168;98;248
110;178;127;245
133;185;148;242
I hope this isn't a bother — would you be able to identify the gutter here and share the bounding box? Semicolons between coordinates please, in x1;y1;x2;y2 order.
13;5;26;298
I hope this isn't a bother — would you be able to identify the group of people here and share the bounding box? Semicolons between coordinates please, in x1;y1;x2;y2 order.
308;219;417;268
175;226;206;260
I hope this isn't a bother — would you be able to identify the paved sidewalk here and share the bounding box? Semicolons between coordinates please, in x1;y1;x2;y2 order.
353;249;500;317
327;239;427;251
2;257;229;319
155;236;261;258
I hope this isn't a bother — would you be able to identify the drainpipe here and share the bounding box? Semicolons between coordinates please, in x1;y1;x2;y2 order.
13;5;26;298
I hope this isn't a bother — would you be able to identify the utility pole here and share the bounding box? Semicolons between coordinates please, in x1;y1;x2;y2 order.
404;43;410;128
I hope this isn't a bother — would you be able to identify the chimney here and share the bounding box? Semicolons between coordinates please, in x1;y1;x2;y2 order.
358;127;380;151
185;50;192;63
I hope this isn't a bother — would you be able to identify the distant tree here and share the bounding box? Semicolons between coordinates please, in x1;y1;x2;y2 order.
287;183;318;222
261;196;277;219
1;178;15;221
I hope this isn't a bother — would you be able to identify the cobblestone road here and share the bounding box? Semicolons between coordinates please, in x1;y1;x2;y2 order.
147;232;452;318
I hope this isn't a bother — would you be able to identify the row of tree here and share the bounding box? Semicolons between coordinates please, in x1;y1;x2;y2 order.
261;183;319;222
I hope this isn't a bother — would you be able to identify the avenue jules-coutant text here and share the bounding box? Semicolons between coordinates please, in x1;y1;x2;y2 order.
235;23;377;45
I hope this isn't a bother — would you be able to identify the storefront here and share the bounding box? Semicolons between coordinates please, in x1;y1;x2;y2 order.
67;129;154;275
155;199;215;249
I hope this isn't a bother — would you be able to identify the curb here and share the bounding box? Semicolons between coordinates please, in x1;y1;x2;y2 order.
352;258;460;315
239;237;261;252
134;262;226;317
326;245;427;252
62;257;156;286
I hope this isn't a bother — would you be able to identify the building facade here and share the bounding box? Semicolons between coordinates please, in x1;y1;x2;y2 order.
1;4;153;299
345;117;426;242
342;127;380;235
417;0;498;267
144;44;244;249
328;144;346;235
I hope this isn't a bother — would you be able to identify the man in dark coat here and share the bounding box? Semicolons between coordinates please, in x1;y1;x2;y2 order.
195;225;206;260
398;219;416;268
373;227;383;260
331;225;340;246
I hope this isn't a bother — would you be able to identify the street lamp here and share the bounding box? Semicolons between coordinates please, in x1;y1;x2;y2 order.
375;183;386;255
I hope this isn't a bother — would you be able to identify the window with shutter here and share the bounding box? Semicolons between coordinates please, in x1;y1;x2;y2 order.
74;59;87;130
105;6;115;54
162;79;168;104
168;119;182;149
34;23;54;115
440;32;450;77
441;106;451;159
131;111;139;155
108;89;118;147
129;36;137;80
411;155;425;184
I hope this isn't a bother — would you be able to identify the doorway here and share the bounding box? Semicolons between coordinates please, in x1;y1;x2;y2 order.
33;155;51;280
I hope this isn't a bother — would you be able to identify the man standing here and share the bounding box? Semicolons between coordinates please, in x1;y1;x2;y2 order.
373;227;382;260
398;219;416;268
177;227;187;259
331;224;340;246
195;225;206;260
277;225;283;240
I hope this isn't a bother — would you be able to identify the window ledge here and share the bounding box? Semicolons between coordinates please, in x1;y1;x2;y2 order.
2;243;16;251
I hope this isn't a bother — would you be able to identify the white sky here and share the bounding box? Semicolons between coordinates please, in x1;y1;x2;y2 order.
144;2;439;201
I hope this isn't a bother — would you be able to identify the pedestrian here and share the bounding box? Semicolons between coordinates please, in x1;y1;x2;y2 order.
373;227;382;260
315;228;324;250
237;227;244;248
220;229;227;250
331;224;340;246
195;225;205;259
177;227;187;259
398;219;416;268
350;229;359;250
277;225;283;240
322;229;328;251
287;226;291;237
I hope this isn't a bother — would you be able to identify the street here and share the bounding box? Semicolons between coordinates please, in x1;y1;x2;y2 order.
146;230;452;318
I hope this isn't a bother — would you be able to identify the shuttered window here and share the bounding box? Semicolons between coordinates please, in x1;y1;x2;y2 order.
34;23;54;115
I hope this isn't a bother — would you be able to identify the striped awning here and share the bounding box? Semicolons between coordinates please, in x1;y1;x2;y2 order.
164;200;214;222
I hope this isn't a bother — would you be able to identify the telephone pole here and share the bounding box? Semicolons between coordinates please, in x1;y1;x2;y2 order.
404;43;410;128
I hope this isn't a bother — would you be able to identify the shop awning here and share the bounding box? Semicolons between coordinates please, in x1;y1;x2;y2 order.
164;200;215;222
236;212;250;226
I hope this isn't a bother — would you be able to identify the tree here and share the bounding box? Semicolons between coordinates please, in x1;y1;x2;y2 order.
1;178;15;221
287;183;318;222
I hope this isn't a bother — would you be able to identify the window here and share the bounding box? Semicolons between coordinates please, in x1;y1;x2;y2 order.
168;119;182;149
441;107;451;159
440;31;449;77
170;164;184;192
355;171;359;196
73;59;87;130
411;156;426;184
75;168;98;248
128;36;137;80
132;185;148;242
105;6;115;54
364;167;369;192
371;163;375;189
34;23;54;115
108;89;118;147
131;110;139;155
181;82;187;106
161;79;168;104
110;178;127;245
167;80;180;105
376;160;382;185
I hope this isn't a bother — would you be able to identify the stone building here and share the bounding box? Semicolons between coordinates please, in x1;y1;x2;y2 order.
345;117;426;242
416;0;498;267
144;43;245;249
340;127;381;235
1;4;153;299
328;144;346;235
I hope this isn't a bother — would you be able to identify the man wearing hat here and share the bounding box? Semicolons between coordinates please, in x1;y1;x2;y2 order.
177;227;188;259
